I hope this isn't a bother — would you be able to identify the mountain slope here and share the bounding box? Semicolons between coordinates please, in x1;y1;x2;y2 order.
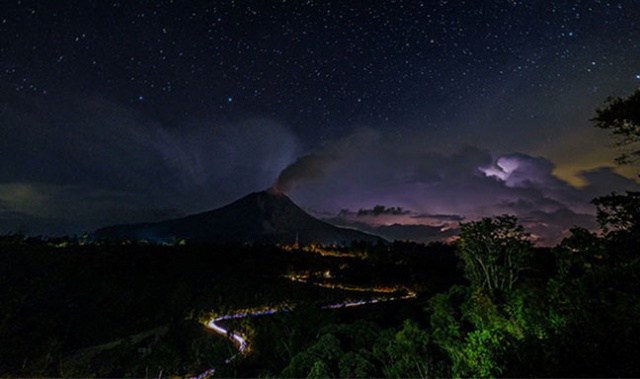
94;189;382;245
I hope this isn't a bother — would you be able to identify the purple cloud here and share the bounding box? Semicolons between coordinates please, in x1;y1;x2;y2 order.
288;131;640;245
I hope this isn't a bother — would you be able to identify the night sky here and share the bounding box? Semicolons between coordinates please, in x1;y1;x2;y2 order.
2;1;640;244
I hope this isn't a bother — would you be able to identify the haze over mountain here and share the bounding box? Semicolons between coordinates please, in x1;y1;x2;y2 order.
94;189;382;245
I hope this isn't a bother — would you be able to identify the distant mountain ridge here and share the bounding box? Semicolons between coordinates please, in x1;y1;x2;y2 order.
94;189;382;245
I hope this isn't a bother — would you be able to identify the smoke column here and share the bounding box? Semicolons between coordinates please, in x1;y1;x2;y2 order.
273;154;339;193
272;129;378;193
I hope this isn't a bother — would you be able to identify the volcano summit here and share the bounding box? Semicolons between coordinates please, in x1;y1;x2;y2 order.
94;189;382;245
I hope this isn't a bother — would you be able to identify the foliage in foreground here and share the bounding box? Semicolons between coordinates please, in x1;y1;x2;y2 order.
273;202;639;378
1;196;639;378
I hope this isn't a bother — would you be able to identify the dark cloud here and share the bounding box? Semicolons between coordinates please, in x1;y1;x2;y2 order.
578;167;640;199
2;89;639;244
521;208;599;246
0;92;299;234
1;92;298;195
322;215;458;244
0;182;183;235
2;0;639;243
287;131;640;246
412;213;466;222
356;205;409;217
375;224;459;244
324;205;460;243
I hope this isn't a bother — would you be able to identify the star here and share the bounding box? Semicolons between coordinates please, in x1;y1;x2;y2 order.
1;1;639;243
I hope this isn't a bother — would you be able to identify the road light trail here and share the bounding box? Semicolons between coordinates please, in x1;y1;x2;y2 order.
190;284;416;378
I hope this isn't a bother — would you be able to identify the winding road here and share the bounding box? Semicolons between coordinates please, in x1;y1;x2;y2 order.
189;286;416;379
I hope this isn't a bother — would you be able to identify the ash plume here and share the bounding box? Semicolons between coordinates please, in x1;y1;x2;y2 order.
274;153;340;193
272;129;379;193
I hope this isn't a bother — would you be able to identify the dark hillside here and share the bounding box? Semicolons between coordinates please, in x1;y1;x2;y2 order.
95;190;382;245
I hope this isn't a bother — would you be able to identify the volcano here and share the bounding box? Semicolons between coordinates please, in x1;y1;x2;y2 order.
94;189;382;245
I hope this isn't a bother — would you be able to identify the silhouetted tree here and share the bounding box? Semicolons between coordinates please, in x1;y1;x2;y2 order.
457;215;532;293
591;191;640;235
591;88;640;165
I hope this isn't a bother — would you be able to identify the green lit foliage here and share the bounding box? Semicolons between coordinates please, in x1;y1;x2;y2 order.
429;289;500;377
282;333;341;378
377;320;439;378
591;88;640;165
457;215;532;293
337;351;376;378
428;285;556;378
428;285;466;363
281;321;379;378
410;91;640;377
429;217;565;378
462;328;504;377
282;319;448;379
307;359;333;378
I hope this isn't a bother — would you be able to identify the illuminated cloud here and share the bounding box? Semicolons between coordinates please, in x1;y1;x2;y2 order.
481;157;520;182
2;92;638;244
2;1;638;245
288;131;640;245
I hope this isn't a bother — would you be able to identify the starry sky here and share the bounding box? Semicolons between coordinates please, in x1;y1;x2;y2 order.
1;0;640;244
